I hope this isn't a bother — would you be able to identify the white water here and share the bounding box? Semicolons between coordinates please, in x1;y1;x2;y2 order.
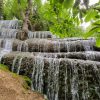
23;41;29;52
0;28;18;38
54;41;60;52
82;39;95;51
17;57;23;74
70;61;79;100
12;56;18;72
0;20;21;29
0;39;13;62
47;58;60;100
28;31;52;38
31;56;44;92
17;41;23;51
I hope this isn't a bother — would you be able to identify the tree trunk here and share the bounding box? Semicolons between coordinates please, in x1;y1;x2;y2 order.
19;0;33;40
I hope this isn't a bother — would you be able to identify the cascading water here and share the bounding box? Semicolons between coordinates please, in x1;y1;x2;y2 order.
0;39;13;62
31;56;44;92
11;55;23;75
17;41;23;51
30;57;100;100
47;58;60;100
0;20;99;100
82;39;95;51
0;20;21;29
17;57;23;74
0;20;22;62
54;41;60;52
12;56;18;72
28;31;52;38
70;61;79;100
0;28;18;38
23;41;29;52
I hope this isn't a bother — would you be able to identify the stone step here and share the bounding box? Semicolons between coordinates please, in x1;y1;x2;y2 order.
0;29;53;39
1;55;100;75
21;39;96;52
0;38;96;52
51;37;94;41
2;51;100;62
34;51;100;61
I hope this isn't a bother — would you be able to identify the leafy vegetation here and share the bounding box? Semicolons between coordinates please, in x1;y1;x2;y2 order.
84;3;100;46
0;0;100;46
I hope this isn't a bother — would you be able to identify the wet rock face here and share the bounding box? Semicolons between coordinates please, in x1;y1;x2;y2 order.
1;56;100;100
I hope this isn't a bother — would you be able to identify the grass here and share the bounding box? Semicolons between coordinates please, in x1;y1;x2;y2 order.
0;64;9;71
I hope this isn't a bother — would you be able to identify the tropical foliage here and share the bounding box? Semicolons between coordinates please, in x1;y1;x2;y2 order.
84;2;100;46
0;0;100;46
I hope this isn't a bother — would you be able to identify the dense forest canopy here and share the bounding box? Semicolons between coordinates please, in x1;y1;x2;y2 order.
0;0;100;46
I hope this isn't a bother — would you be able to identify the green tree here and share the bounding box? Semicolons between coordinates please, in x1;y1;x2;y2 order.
84;2;100;46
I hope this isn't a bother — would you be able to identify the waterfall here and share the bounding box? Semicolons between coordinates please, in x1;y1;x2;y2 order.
47;58;60;100
0;20;99;100
54;41;60;52
31;56;44;92
28;31;52;38
82;39;95;51
23;41;29;52
31;56;61;100
17;57;23;74
17;41;23;51
0;28;18;38
11;55;23;74
0;20;21;29
85;51;95;60
0;39;13;62
12;56;18;72
70;61;79;100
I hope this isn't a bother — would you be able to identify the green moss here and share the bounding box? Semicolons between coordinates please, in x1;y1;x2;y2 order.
22;76;31;90
0;64;9;71
11;72;19;78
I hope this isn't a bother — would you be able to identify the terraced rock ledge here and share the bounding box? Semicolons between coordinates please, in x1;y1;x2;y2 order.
0;20;100;100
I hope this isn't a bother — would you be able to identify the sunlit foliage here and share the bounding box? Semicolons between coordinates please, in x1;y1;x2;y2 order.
1;0;100;46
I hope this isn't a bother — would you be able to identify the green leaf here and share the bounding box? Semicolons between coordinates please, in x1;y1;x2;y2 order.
63;0;74;9
96;35;100;47
85;9;97;22
84;26;100;38
58;0;64;4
